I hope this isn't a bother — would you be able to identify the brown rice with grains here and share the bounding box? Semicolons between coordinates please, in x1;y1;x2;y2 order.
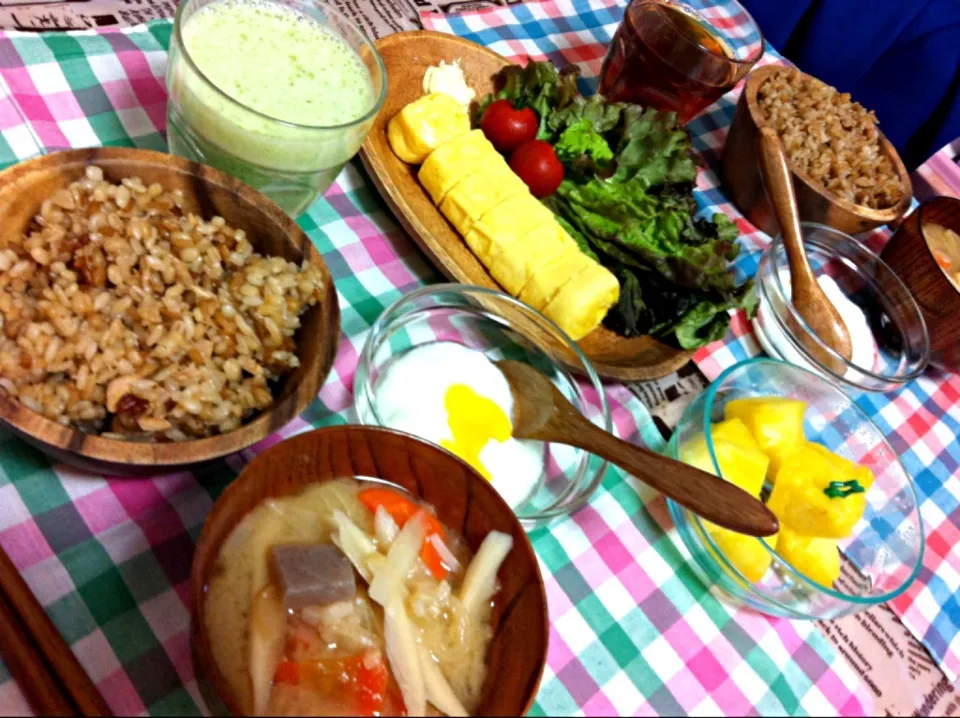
757;68;904;210
0;166;325;441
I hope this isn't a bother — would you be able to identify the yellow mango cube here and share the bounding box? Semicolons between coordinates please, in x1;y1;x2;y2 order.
767;442;871;538
418;130;502;204
439;167;527;236
704;522;777;584
387;93;471;164
776;527;840;587
711;417;762;452
806;443;876;492
680;421;770;498
724;397;807;480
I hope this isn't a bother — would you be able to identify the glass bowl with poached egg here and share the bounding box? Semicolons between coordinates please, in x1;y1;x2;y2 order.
354;284;611;525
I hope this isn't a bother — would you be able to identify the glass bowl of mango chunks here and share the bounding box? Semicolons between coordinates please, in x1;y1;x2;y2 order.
667;358;924;619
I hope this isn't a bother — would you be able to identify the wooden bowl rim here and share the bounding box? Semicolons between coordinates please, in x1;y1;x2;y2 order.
190;424;550;717
0;147;341;468
741;65;913;223
913;195;960;297
361;30;695;382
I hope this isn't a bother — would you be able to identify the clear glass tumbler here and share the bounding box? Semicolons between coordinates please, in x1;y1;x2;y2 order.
166;0;386;216
599;0;764;123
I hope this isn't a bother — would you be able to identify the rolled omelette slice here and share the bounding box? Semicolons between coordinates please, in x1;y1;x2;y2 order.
387;93;471;164
518;249;596;311
439;165;528;236
464;194;556;267
540;263;620;340
418;130;502;205
484;219;578;296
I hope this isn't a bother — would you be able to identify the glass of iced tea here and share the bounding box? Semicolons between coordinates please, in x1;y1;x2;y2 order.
599;0;764;123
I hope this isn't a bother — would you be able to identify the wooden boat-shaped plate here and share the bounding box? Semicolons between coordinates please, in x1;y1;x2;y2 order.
360;30;694;382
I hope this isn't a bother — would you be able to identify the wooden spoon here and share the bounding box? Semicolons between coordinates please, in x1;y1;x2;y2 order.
496;361;780;537
757;126;852;371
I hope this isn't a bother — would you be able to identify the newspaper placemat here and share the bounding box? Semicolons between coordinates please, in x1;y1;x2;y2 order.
0;0;519;36
0;0;953;713
639;367;960;717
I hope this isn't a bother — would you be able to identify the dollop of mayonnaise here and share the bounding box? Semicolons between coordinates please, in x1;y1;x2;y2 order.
422;60;476;111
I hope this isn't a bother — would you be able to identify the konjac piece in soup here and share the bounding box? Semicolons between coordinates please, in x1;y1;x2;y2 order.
204;478;514;717
923;223;960;292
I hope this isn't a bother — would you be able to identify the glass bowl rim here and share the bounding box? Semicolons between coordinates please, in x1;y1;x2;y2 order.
681;356;925;607
171;0;388;132
758;222;930;387
354;283;613;521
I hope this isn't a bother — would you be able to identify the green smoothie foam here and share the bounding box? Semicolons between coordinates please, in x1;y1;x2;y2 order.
182;0;374;129
166;0;380;213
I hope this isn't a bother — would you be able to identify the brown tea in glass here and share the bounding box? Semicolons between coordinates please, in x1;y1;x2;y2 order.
599;0;764;124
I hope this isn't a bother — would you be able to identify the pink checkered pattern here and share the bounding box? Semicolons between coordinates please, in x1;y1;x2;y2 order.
426;0;960;696
0;0;942;714
687;101;960;689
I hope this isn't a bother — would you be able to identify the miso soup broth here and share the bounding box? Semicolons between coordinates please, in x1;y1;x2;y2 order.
923;222;960;292
204;478;513;717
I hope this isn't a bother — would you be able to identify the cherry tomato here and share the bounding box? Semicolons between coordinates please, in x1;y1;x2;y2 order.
509;140;564;198
480;99;538;153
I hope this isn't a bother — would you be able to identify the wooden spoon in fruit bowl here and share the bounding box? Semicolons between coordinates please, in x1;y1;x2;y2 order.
757;126;853;372
496;360;779;537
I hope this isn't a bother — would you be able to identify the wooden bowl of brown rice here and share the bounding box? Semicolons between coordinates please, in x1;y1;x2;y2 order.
722;65;912;237
0;148;340;475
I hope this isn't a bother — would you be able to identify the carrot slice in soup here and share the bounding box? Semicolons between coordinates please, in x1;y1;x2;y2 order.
273;660;301;686
935;249;953;271
358;488;450;580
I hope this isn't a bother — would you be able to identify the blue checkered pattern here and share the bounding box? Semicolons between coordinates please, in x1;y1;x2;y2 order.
426;0;960;683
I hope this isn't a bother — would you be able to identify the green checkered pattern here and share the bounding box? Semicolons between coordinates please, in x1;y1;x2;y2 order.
0;11;869;716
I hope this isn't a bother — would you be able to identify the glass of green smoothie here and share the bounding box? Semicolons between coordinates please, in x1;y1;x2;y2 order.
166;0;386;216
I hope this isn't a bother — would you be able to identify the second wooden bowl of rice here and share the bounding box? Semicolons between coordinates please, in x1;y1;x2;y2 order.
722;66;912;236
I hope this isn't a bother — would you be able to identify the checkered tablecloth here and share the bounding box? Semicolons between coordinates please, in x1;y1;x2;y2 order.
0;0;944;714
913;140;960;202
423;0;960;689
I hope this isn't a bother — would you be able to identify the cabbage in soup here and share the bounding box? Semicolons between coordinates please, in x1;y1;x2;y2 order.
204;478;513;717
923;222;960;292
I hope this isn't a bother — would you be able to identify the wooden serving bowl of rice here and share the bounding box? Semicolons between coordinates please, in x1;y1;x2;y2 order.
0;148;340;475
722;66;913;236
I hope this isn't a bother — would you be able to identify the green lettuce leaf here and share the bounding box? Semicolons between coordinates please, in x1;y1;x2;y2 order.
554;180;740;296
610;106;697;188
476;60;751;350
545;179;755;348
544;93;625;140
553;119;614;176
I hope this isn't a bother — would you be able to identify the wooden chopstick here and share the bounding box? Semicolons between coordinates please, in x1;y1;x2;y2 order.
0;588;76;716
0;545;111;717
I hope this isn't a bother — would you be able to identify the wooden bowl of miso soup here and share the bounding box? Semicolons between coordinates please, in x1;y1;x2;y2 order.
882;196;960;372
190;425;548;717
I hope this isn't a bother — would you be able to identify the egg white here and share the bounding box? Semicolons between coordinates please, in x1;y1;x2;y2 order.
374;341;543;507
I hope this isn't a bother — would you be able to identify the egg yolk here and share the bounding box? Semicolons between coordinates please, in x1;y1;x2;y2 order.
440;383;511;481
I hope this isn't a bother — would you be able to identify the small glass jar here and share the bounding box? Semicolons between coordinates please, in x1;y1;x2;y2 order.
166;0;386;216
753;223;929;392
354;284;612;526
668;358;924;619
